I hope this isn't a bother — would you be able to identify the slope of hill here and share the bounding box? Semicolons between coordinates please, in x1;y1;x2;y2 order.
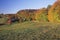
0;22;60;40
0;1;60;40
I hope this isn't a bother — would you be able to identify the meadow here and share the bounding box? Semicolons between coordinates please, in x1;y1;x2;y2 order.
0;0;60;40
0;21;60;40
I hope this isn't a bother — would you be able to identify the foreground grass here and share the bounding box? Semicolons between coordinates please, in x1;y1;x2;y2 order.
0;21;60;40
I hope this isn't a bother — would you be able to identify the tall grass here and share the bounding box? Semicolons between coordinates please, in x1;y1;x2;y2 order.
0;22;60;40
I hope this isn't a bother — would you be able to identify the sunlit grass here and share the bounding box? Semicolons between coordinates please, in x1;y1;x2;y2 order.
0;21;60;40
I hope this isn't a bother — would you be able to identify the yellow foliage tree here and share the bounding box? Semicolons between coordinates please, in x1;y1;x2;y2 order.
48;1;60;23
35;8;48;22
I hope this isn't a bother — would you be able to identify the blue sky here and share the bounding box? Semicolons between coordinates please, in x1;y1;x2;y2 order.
0;0;56;14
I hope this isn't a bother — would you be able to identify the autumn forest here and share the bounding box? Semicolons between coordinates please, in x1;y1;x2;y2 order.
0;0;60;25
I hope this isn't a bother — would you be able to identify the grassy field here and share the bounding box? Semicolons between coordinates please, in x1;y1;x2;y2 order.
0;21;60;40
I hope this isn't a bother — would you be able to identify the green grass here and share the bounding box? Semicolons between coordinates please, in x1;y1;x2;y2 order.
0;17;7;24
0;21;60;40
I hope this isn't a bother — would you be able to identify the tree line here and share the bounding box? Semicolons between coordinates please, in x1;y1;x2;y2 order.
0;0;60;24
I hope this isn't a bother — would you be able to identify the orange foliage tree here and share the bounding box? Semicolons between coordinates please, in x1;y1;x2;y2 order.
17;9;36;21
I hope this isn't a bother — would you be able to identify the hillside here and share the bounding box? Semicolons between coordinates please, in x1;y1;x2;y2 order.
0;22;60;40
0;0;60;40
